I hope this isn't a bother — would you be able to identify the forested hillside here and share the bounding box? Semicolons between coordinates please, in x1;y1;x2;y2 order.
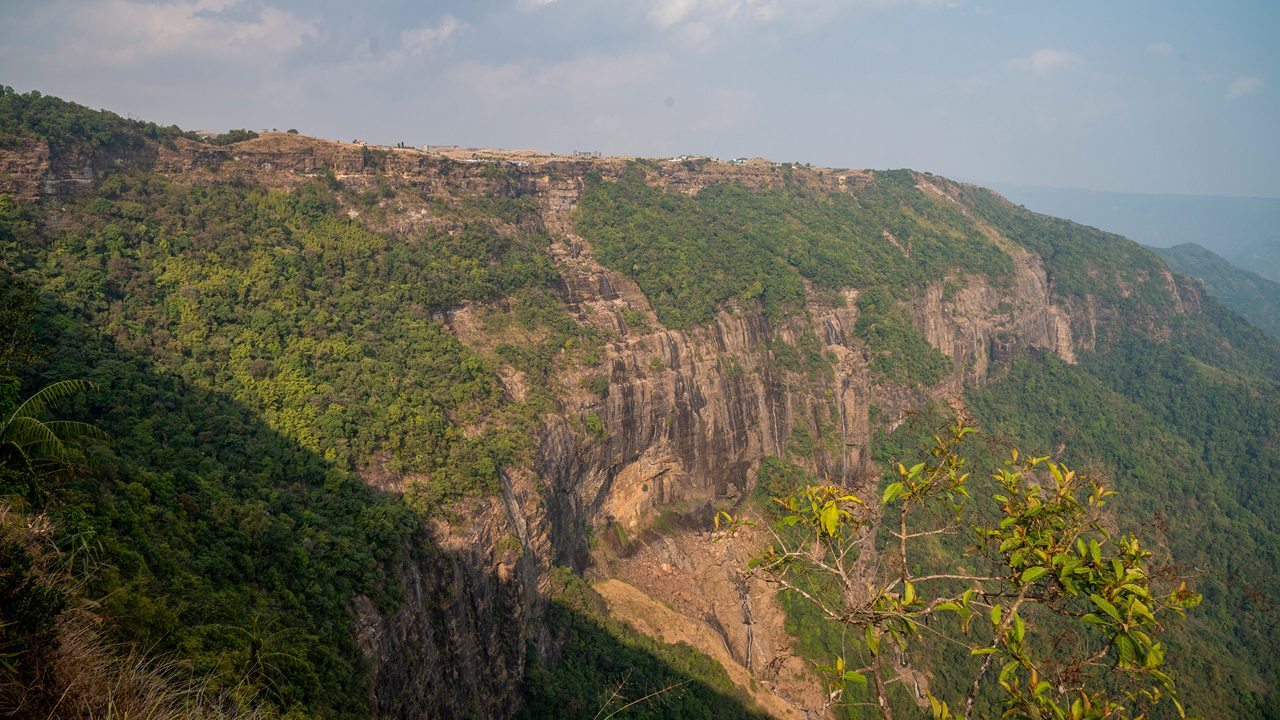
3;88;1279;719
1152;242;1280;338
575;170;1280;718
0;88;760;719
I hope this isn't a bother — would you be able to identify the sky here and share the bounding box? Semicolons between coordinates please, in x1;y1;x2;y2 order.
1;0;1277;197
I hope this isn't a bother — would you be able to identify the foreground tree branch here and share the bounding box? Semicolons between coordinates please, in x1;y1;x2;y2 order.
726;416;1200;720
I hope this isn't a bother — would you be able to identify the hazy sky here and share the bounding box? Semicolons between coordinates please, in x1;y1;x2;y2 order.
2;0;1277;197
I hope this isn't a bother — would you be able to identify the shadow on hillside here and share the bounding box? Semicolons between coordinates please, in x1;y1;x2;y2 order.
14;288;766;719
522;597;771;720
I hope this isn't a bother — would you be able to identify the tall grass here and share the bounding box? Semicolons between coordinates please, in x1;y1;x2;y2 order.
1;502;275;720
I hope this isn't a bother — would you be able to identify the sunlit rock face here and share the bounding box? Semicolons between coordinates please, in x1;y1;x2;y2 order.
17;129;1192;719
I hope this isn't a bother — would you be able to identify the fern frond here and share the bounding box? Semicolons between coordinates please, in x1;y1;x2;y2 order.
43;420;111;445
3;415;64;453
8;379;98;422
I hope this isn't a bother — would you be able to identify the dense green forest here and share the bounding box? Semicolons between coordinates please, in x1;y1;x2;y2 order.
578;166;1280;717
0;172;541;713
575;165;995;385
762;328;1280;720
967;348;1280;717
575;165;1011;328
4;88;1280;718
0;90;751;718
3;173;557;507
952;191;1280;717
1;268;417;715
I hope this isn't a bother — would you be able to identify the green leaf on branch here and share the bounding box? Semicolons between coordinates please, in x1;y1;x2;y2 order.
819;502;840;536
1091;594;1121;621
1021;566;1049;584
843;670;868;685
865;626;881;657
882;481;904;504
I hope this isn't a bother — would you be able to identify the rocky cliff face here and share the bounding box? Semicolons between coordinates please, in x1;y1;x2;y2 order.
350;469;550;719
500;168;1083;716
10;131;1175;718
527;168;1075;549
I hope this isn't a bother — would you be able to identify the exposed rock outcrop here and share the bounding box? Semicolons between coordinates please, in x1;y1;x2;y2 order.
531;171;1075;571
351;469;551;718
5;131;1190;719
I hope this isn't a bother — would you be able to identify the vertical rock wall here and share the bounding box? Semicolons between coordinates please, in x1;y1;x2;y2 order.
532;170;1076;561
7;135;1108;718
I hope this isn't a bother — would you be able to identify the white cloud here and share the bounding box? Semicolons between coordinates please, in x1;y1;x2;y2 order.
648;0;847;44
516;0;558;10
45;0;314;69
649;0;780;30
400;15;463;57
1147;41;1173;56
1007;48;1083;75
1227;75;1264;99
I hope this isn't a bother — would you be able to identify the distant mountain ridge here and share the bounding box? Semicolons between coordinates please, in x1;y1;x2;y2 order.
1152;242;1280;338
989;182;1280;283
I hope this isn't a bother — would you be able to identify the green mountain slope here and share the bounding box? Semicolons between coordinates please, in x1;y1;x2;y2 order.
954;191;1280;718
579;173;1280;718
1152;242;1280;338
3;88;1280;718
0;89;762;719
